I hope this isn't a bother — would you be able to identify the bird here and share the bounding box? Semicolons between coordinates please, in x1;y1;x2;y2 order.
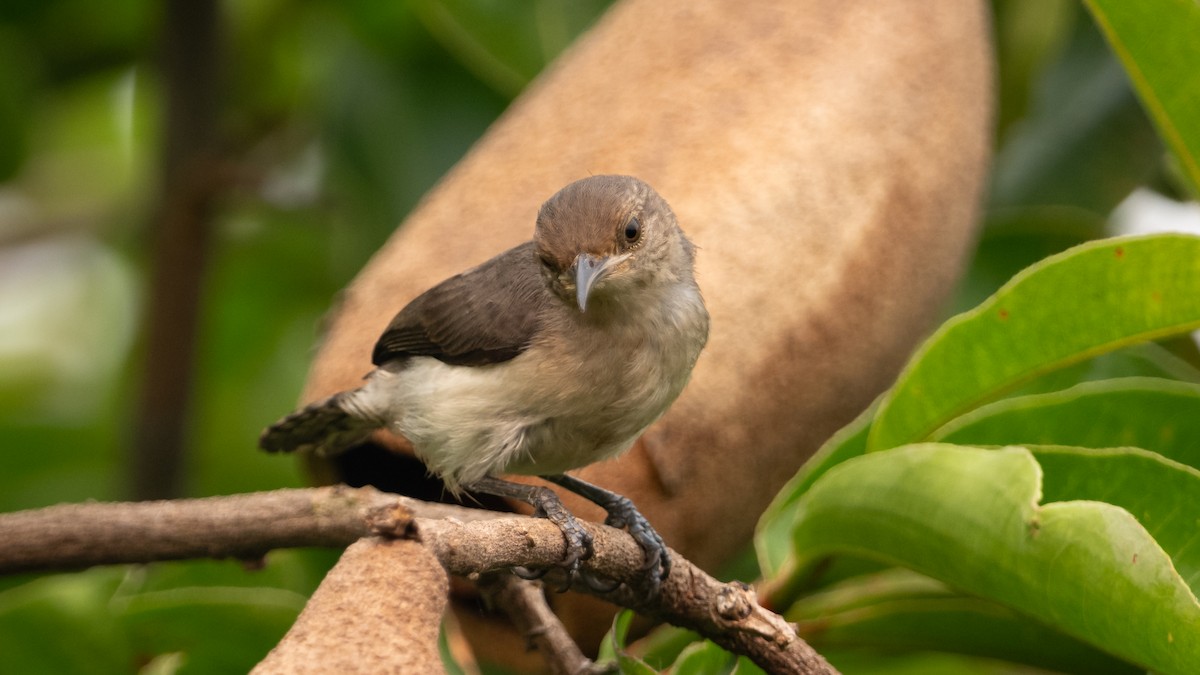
260;175;709;594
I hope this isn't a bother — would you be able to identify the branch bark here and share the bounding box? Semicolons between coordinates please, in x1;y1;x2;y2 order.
0;488;835;674
0;486;425;573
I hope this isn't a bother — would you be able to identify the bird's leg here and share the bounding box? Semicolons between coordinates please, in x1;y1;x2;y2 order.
543;474;670;597
465;476;594;580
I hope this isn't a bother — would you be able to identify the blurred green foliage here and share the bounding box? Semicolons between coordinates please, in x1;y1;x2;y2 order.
0;0;1195;672
0;0;612;510
0;0;609;671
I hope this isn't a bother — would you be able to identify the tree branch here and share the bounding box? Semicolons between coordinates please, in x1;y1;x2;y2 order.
0;485;490;574
0;488;835;674
477;572;601;675
418;516;832;674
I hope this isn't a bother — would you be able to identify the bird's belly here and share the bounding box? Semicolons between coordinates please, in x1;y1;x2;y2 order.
499;423;631;477
498;335;691;476
499;399;660;477
377;344;684;490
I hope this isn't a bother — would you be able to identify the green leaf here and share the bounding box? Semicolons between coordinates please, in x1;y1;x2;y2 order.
633;625;702;670
935;377;1200;469
991;0;1078;138
101;556;325;674
786;568;1137;674
670;641;735;675
598;610;655;674
1018;341;1200;394
115;585;304;673
0;31;36;180
730;656;767;675
409;0;611;97
0;569;134;673
989;15;1160;212
617;652;657;675
439;621;469;675
790;445;1200;673
869;234;1200;451
1031;445;1200;595
597;609;634;663
755;401;875;579
953;206;1104;313
1084;0;1200;195
822;649;1072;675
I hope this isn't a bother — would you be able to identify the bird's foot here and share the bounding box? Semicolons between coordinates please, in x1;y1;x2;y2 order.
530;497;595;583
601;494;670;599
543;474;671;599
464;477;594;587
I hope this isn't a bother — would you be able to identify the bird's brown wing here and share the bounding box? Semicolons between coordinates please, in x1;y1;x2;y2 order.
371;242;552;367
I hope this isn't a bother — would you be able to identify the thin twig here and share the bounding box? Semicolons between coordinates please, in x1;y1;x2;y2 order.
477;572;603;675
0;485;490;574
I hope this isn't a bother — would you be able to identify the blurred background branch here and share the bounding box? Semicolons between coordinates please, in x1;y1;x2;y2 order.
131;0;222;500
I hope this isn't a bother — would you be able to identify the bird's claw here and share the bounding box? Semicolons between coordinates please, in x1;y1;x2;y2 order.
508;475;670;598
512;566;548;581
578;570;622;593
559;518;595;578
527;493;594;590
605;497;670;598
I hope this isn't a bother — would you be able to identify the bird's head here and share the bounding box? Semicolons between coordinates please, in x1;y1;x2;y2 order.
534;175;694;313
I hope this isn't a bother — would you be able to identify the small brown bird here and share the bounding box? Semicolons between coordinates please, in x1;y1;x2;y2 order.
261;175;709;592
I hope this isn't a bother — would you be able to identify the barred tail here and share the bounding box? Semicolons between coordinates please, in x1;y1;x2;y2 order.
259;389;382;457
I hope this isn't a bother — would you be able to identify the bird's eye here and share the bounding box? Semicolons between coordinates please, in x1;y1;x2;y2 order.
623;217;642;243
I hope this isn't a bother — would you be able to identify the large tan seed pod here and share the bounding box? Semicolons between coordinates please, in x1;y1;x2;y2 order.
297;0;993;668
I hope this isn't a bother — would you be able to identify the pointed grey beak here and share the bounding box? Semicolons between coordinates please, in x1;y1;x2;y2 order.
574;254;606;312
573;253;629;312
